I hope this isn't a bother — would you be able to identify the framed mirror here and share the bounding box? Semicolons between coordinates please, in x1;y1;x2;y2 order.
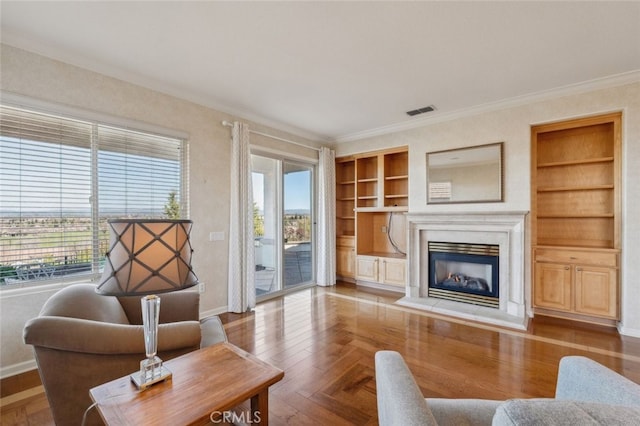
426;142;503;204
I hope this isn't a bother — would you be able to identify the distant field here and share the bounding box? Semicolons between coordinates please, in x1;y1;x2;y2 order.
0;217;107;268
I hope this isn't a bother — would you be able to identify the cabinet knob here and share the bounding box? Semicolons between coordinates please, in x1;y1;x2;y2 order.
564;266;570;270
576;267;582;272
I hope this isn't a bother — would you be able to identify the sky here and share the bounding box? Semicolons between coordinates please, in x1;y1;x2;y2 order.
252;169;311;212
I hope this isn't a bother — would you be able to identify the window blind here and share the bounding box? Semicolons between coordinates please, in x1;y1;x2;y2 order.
0;105;187;288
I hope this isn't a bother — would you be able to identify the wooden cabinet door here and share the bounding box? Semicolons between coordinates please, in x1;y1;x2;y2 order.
534;262;572;311
575;266;618;319
336;246;355;278
356;256;378;281
380;258;406;287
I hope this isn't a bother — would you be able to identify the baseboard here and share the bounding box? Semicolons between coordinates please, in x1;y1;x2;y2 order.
355;280;405;294
618;323;640;338
336;275;356;284
200;305;228;320
0;360;37;381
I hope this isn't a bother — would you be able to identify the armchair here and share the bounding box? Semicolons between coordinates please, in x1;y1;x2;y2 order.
23;283;227;426
375;350;640;425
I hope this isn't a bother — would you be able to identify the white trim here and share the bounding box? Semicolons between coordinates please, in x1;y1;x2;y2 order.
0;278;95;299
618;324;640;338
199;306;228;319
251;145;319;164
335;70;640;143
529;107;627;128
223;120;322;153
0;360;37;380
1;91;189;140
251;129;321;152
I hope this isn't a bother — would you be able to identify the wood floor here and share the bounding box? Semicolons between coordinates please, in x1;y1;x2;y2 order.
3;282;640;425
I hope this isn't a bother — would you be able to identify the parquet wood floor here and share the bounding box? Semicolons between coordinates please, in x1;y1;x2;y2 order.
2;281;640;425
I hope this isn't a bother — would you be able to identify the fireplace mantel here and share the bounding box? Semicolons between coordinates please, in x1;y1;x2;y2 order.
397;211;529;329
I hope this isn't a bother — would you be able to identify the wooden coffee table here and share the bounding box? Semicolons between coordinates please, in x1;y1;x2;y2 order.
89;342;284;425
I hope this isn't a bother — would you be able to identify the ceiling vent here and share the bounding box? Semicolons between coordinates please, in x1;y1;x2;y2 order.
406;105;436;116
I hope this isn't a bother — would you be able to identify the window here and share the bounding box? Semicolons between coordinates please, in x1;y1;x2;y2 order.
0;105;188;288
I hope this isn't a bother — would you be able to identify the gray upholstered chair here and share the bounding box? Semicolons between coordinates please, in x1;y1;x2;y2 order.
375;351;640;425
23;283;227;426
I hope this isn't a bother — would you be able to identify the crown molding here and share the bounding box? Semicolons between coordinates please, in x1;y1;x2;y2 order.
334;70;640;143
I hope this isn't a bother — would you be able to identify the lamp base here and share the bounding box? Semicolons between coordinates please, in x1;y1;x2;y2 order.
130;356;172;390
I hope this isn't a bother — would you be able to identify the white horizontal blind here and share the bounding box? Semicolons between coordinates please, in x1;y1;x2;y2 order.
97;125;182;218
0;105;186;288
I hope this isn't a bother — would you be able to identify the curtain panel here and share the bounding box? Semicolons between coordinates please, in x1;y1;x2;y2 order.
316;146;336;286
228;121;255;312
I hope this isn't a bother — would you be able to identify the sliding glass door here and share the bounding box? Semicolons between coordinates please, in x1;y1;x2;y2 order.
283;162;313;289
252;154;314;298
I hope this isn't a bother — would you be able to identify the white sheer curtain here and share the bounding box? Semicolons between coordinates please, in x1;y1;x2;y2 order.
228;121;256;312
316;146;336;286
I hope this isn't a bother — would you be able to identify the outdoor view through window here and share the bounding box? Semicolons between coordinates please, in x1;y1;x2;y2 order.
0;105;184;288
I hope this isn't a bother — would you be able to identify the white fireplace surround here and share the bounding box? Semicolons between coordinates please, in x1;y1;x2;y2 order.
398;211;529;330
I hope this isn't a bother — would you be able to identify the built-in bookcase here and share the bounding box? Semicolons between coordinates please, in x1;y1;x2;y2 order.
531;112;621;325
336;147;408;289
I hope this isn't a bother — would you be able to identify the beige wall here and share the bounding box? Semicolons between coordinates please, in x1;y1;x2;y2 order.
0;45;321;376
336;81;640;337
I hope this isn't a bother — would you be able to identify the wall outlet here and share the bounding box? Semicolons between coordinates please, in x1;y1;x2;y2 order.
198;282;205;293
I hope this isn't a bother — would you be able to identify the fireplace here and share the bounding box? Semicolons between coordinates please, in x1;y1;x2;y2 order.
428;242;499;308
398;212;529;330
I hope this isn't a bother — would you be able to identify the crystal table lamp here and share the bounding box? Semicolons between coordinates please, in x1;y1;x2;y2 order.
96;219;198;390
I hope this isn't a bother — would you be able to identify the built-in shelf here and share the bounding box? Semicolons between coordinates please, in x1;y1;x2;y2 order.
537;185;614;192
537;157;614;168
356;206;408;213
537;214;614;219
